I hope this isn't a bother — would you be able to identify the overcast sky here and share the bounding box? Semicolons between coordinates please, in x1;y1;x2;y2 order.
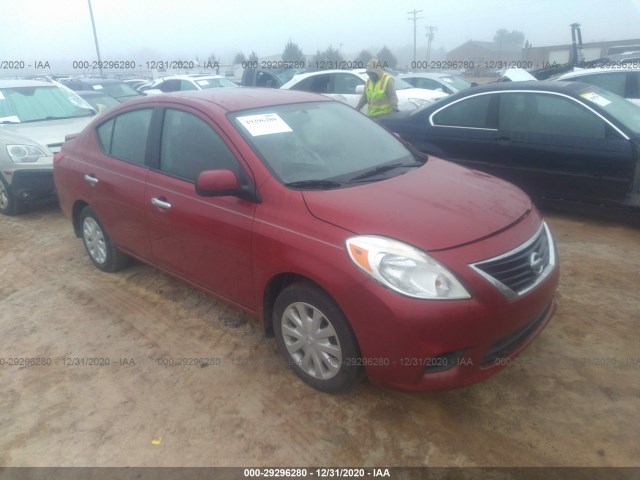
2;0;639;67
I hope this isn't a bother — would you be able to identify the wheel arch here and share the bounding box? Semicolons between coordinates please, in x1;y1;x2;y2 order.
262;273;353;340
71;200;89;237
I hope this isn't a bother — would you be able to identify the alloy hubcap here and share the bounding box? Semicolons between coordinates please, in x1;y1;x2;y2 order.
0;183;8;210
281;302;342;380
83;217;107;264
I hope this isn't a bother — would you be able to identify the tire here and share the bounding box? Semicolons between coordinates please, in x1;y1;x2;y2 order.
273;282;363;393
0;175;25;216
79;206;131;272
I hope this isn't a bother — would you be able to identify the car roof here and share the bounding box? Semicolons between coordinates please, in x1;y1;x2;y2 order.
559;67;640;78
75;89;117;97
82;78;128;85
289;69;357;81
449;80;592;96
160;74;225;81
0;79;56;88
118;87;332;112
401;72;452;79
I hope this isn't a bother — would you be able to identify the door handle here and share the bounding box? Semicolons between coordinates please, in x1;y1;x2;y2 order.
84;174;99;186
151;197;172;209
494;136;511;143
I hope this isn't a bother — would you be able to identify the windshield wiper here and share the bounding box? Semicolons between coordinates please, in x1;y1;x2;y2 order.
347;162;420;182
285;179;344;189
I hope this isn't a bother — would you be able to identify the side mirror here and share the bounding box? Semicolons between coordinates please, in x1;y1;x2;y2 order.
355;85;365;94
470;82;478;87
195;170;261;203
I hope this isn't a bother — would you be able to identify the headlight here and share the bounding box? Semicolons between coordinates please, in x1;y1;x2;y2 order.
6;144;47;163
346;236;470;300
407;98;431;109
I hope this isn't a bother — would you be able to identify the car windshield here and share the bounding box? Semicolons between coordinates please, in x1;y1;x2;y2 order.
194;78;238;89
392;76;414;90
81;93;121;110
93;82;140;98
442;76;472;91
231;102;417;186
578;86;640;135
0;85;95;123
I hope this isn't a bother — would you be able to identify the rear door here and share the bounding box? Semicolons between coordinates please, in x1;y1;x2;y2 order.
80;108;154;259
144;107;256;306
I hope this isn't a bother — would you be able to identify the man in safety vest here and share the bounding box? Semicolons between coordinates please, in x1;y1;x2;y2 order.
354;58;399;117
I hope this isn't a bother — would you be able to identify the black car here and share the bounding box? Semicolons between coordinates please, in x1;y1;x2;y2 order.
378;80;640;209
60;78;142;102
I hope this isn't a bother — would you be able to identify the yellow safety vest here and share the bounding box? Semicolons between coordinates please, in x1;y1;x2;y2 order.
365;74;393;117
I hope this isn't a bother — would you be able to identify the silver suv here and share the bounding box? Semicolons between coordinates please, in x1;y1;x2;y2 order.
0;79;96;215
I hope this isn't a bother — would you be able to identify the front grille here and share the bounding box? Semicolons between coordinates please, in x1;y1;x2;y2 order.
481;302;551;366
470;223;555;299
47;143;63;154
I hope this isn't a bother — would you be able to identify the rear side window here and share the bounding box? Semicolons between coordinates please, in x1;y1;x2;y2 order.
499;92;606;138
159;109;240;182
572;72;627;97
432;94;495;128
96;108;153;164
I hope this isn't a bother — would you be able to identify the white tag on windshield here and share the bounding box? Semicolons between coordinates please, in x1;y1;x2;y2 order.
0;115;20;123
0;91;4;100
580;91;611;107
237;113;293;136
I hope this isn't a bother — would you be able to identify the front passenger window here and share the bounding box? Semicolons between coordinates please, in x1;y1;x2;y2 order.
159;109;240;182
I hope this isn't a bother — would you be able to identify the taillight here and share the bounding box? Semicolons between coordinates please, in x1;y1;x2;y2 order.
54;152;64;163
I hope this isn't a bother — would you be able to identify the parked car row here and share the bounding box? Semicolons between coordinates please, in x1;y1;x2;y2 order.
280;69;448;113
4;64;638;392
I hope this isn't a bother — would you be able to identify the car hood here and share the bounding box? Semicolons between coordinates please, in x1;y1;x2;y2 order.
0;116;94;153
302;158;532;251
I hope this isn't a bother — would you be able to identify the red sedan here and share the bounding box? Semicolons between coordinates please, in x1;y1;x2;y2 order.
53;88;558;392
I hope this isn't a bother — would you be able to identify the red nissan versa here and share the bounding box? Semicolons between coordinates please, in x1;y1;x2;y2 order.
53;88;559;393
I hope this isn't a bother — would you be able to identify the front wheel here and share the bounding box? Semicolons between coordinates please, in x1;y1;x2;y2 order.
0;176;25;216
79;206;130;272
273;283;363;393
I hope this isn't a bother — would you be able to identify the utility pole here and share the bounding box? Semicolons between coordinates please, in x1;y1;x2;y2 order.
87;0;104;79
407;9;423;65
425;26;437;65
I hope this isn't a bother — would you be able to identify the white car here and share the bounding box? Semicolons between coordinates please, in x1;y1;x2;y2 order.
0;79;96;214
145;74;238;95
399;72;475;94
556;67;640;106
280;70;447;113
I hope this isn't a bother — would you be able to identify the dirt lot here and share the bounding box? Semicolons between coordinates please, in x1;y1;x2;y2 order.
0;203;639;467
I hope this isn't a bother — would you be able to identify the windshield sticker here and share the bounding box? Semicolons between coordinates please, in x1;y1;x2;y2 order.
581;91;611;107
0;115;20;123
196;80;210;86
237;113;293;136
0;91;4;100
93;85;103;90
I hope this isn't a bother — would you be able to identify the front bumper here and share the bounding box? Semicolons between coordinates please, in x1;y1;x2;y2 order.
5;168;55;202
334;213;560;392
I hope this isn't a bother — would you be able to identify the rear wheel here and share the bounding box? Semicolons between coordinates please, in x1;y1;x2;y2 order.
0;176;24;216
274;283;363;393
79;206;130;272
